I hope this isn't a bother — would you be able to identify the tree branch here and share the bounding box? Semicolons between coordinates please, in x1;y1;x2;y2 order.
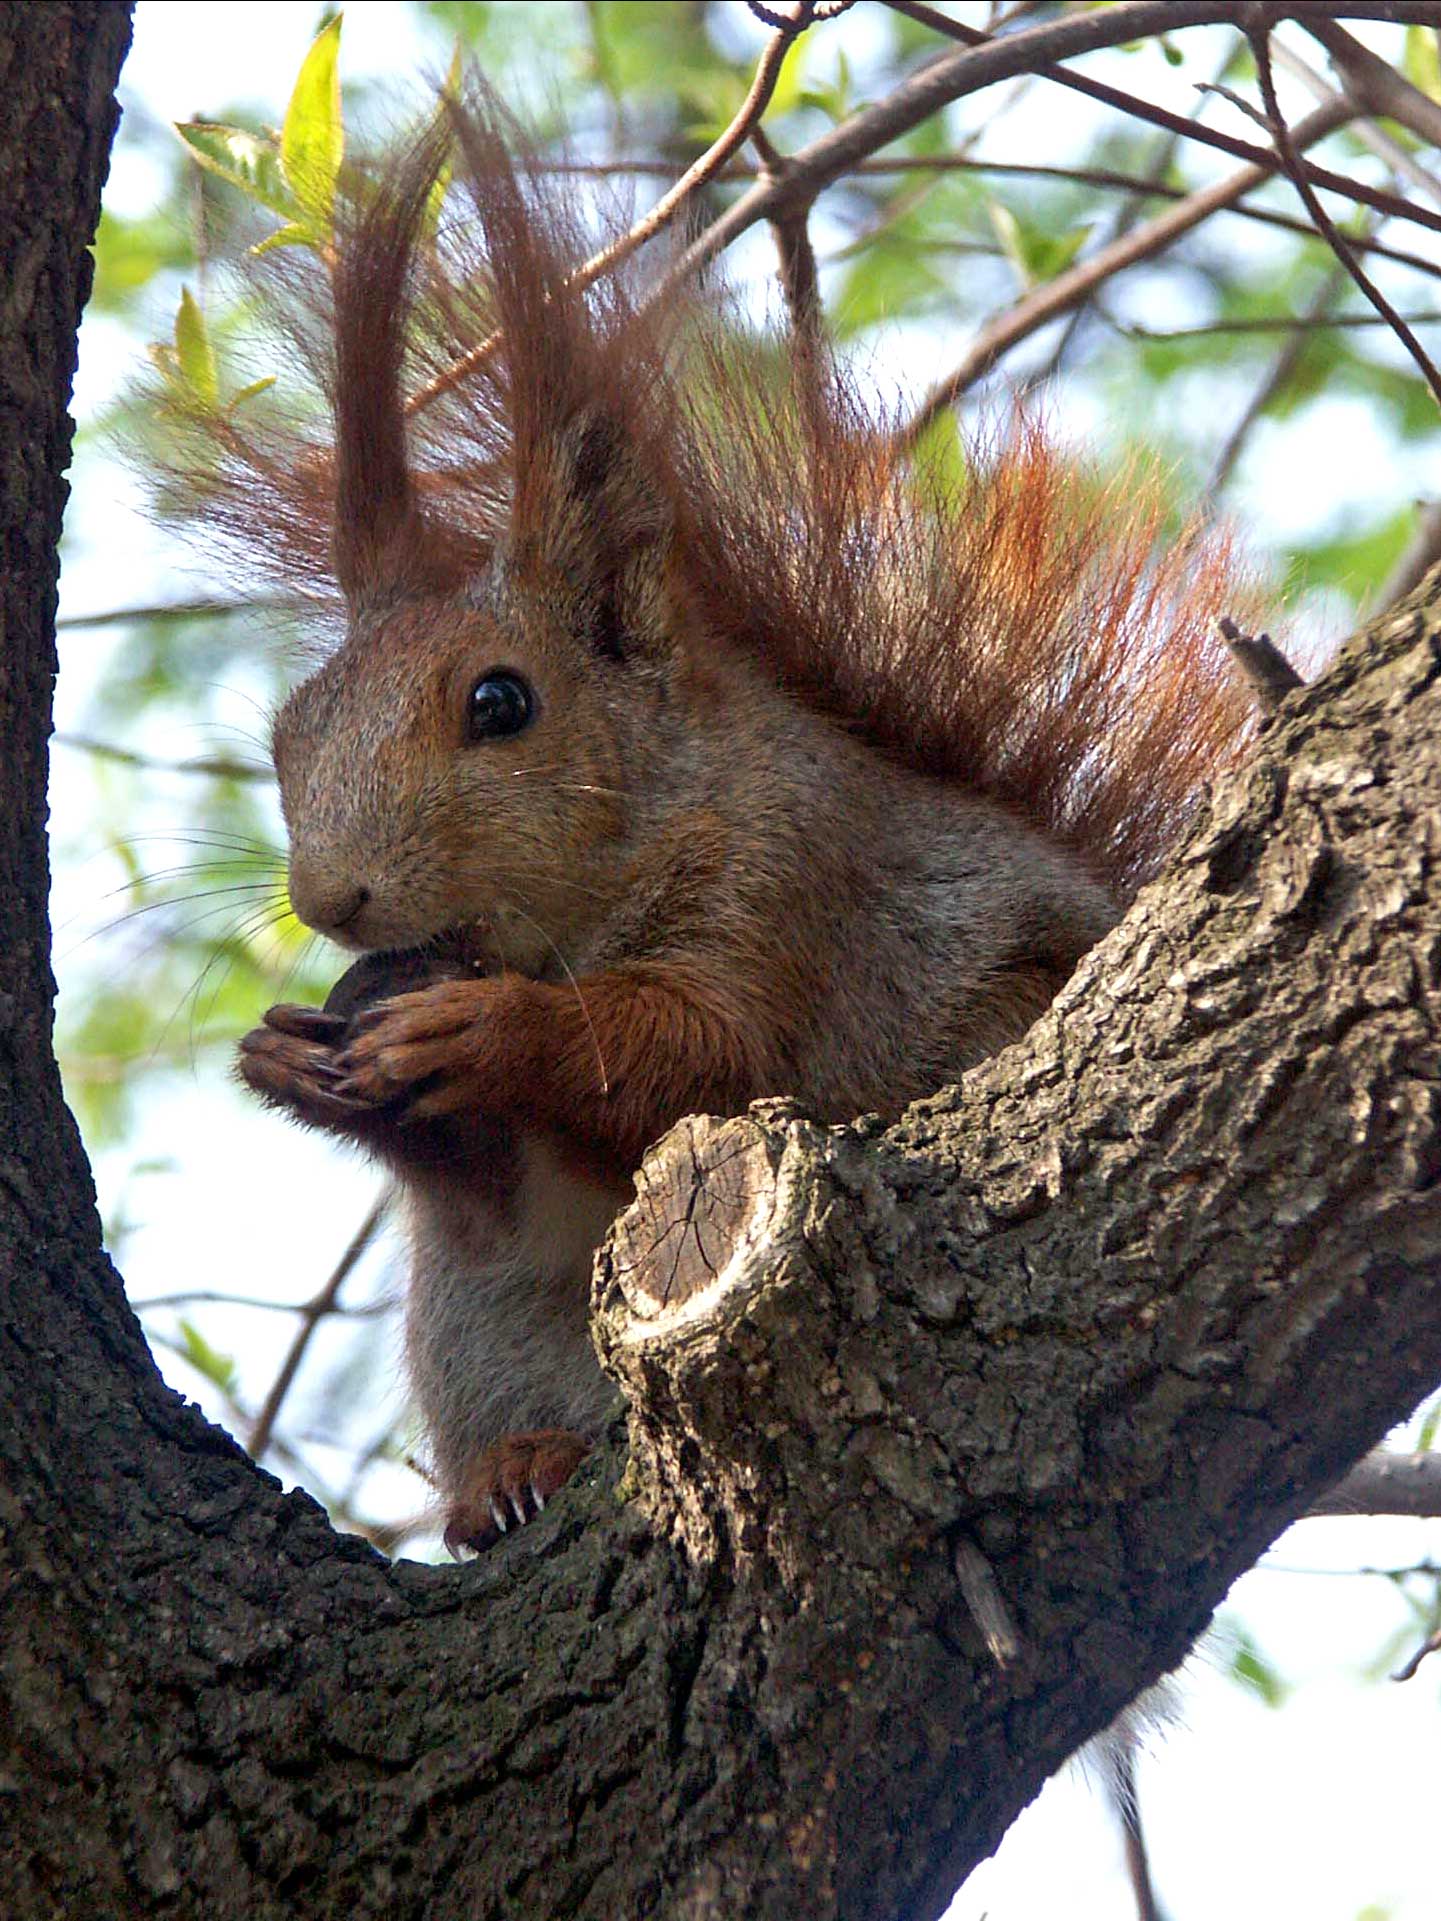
1248;18;1441;414
893;93;1354;446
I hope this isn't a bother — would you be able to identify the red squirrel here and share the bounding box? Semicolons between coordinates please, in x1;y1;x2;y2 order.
171;104;1250;1552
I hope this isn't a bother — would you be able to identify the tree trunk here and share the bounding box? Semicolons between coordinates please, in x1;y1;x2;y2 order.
5;11;1441;1920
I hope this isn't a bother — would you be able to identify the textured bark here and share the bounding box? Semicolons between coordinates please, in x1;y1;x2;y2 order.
5;11;1441;1921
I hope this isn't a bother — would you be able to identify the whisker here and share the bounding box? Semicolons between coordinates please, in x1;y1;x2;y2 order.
107;829;284;858
275;926;333;1003
57;883;287;959
500;900;610;1099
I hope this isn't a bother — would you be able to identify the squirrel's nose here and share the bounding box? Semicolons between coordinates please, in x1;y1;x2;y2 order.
288;861;371;938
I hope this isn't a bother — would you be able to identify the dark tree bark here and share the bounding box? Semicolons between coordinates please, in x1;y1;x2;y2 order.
5;10;1441;1921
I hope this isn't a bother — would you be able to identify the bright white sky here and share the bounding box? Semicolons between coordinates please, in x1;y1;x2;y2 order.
49;8;1441;1920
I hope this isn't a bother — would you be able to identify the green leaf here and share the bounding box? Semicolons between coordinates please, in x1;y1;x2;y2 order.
229;375;277;410
174;287;218;405
1404;23;1441;103
906;407;970;510
90;206;193;313
988;200;1031;291
174;122;293;218
251;220;317;257
281;13;344;234
1225;1627;1288;1709
988;198;1091;290
178;1318;238;1393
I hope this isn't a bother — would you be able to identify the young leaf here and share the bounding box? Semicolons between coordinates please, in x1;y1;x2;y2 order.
174;122;293;218
1404;23;1441;104
229;375;277;411
1223;1624;1289;1708
251;220;317;257
178;1318;239;1394
988;200;1031;291
174;287;218;406
281;13;344;235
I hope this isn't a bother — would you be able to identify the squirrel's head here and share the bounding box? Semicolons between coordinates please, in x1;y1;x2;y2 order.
273;408;695;974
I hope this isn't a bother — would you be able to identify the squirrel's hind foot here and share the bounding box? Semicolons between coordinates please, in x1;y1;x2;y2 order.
443;1428;590;1557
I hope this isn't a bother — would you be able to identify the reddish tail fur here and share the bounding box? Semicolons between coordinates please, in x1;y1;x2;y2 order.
160;96;1251;898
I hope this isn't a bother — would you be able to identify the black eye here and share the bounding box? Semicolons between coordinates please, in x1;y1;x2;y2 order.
467;671;534;742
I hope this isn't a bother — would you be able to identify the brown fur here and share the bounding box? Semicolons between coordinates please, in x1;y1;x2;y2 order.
179;98;1257;1550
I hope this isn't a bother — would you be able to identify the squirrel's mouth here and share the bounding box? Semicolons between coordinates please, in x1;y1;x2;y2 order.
322;924;495;1019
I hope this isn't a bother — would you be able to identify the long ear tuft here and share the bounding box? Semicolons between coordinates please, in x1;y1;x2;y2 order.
329;125;449;602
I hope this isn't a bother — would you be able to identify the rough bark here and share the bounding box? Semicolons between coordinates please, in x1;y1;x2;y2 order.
5;10;1441;1921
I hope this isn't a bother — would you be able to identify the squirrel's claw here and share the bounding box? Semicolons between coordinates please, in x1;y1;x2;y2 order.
262;1002;350;1043
238;1016;382;1133
443;1427;590;1556
336;980;493;1120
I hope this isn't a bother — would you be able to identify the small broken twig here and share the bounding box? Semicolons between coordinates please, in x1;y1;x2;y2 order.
1219;617;1306;713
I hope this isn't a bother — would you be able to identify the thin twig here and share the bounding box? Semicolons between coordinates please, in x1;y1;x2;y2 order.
1119;310;1441;339
894;95;1355;449
248;1192;390;1462
407;13;811;417
131;1287;391;1315
752;126;826;348
1304;15;1441;192
1375;499;1441;614
515;153;1441;284
56;596;277;630
53;732;271;783
1392;1625;1441;1683
881;0;1441;240
1248;19;1441;415
1268;32;1441;212
1208;263;1351;496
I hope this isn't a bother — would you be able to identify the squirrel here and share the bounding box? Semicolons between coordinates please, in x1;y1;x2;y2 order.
164;102;1251;1553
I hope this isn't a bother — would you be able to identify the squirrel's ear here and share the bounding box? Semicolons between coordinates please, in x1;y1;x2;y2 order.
513;408;675;661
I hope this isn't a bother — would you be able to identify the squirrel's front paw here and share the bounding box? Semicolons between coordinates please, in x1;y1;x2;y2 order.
238;1003;383;1133
337;979;507;1120
443;1428;590;1556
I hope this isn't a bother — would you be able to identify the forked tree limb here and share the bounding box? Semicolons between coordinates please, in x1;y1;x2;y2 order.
9;9;1441;1919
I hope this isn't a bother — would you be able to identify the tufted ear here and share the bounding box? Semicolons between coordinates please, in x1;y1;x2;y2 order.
509;407;677;661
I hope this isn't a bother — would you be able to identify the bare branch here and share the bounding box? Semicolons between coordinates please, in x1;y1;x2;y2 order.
1306;14;1441;176
1268;33;1441;211
527;155;1441;275
1207;263;1350;496
751;126;825;350
1248;20;1441;415
1377;499;1441;614
53;732;271;783
130;1288;391;1316
55;596;276;629
247;1192;390;1463
1309;1447;1441;1520
880;0;1441;240
408;11;814;417
894;95;1355;448
1121;309;1441;338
